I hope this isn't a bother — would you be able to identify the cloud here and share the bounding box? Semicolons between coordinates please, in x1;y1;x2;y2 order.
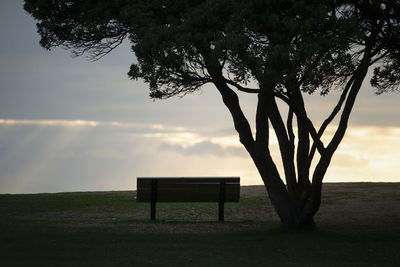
159;141;247;157
331;151;370;169
186;142;224;155
323;126;400;182
0;118;100;127
0;118;189;133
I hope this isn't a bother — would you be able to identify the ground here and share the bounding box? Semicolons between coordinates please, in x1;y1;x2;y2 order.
0;183;399;266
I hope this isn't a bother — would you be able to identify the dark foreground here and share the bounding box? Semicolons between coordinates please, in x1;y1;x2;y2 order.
0;183;399;266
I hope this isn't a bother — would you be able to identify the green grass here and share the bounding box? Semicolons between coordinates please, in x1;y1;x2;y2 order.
1;184;399;266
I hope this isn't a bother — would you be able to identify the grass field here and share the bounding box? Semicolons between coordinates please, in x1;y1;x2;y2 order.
0;183;399;266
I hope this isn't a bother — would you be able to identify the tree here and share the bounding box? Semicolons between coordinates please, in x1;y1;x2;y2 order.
25;0;400;226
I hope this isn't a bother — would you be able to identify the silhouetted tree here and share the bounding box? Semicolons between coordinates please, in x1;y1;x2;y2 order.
25;0;400;226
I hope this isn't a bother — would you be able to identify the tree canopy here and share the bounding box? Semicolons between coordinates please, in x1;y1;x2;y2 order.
25;0;400;226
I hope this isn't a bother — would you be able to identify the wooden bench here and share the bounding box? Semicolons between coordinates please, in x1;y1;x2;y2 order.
136;177;240;222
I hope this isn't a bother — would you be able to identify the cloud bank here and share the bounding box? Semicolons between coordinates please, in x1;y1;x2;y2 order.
0;119;399;193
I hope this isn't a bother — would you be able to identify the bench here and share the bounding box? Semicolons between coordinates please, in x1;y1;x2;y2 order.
136;177;240;222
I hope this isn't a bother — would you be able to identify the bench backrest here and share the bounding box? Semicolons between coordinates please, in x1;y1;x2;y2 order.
136;177;240;202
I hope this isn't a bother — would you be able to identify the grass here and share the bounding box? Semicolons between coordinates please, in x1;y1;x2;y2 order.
0;183;399;266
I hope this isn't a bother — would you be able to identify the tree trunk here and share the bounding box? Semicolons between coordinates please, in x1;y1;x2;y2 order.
250;151;320;227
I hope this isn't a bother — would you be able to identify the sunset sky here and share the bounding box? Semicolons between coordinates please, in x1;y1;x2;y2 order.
0;0;399;193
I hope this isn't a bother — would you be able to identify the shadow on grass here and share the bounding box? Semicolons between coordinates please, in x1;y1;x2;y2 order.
1;223;399;267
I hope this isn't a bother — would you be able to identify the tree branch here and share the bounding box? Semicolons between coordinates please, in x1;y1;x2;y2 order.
326;59;369;155
224;78;261;93
287;108;295;151
325;34;375;156
308;75;355;164
256;93;269;157
267;93;297;198
370;49;390;65
274;91;290;104
287;85;325;157
203;54;256;155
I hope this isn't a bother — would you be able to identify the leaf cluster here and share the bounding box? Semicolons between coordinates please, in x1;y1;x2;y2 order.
24;0;400;97
24;0;129;60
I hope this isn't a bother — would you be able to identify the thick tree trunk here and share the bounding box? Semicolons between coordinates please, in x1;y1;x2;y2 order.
252;154;297;224
250;150;320;227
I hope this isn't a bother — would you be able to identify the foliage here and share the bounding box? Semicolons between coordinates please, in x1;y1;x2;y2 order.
24;0;400;96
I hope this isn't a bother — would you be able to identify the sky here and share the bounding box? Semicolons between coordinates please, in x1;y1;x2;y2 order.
0;0;399;194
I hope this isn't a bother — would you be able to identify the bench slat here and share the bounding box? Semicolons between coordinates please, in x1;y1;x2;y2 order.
137;189;239;202
137;177;239;186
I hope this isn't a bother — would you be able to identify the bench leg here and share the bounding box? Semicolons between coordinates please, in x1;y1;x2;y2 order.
218;201;224;222
151;201;156;221
151;179;157;221
218;180;226;222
